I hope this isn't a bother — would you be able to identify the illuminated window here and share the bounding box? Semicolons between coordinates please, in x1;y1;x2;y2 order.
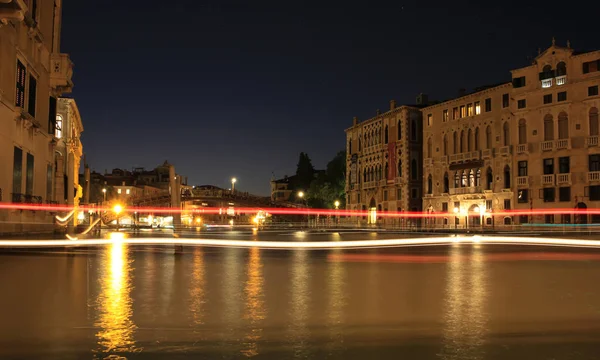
443;109;448;122
460;105;466;118
474;101;481;115
55;115;63;139
453;107;459;120
126;189;130;195
427;114;432;126
467;103;473;116
118;189;122;194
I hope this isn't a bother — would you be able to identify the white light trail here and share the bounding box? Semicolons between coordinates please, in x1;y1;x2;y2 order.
0;235;600;250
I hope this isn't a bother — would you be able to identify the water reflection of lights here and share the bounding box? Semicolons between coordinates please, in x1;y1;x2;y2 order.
241;247;265;357
327;248;346;353
189;248;206;326
95;241;137;353
289;250;310;358
440;245;487;359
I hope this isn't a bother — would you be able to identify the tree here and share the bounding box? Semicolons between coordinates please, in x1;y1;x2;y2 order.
293;152;315;191
306;150;346;208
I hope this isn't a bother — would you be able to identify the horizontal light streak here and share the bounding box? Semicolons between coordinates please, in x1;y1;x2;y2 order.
1;236;600;250
4;203;600;218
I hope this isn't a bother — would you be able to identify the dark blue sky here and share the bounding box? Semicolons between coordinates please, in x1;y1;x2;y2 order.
61;0;600;195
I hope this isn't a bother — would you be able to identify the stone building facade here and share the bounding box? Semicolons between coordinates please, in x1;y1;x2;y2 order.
422;41;600;228
0;0;74;233
345;100;423;225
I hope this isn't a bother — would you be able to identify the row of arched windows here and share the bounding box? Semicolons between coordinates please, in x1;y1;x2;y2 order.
427;166;511;195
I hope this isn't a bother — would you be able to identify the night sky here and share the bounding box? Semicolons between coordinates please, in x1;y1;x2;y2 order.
61;1;600;195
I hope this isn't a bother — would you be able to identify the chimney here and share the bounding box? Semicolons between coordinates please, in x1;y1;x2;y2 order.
390;100;396;110
352;116;358;126
376;109;381;116
416;93;429;105
458;88;466;97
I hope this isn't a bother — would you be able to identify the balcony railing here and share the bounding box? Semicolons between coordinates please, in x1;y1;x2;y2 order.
439;156;448;165
541;78;553;88
379;180;387;187
588;172;600;182
50;53;74;93
557;173;571;185
11;193;43;204
482;149;493;159
541;140;554;152
395;177;403;184
498;145;511;156
449;186;482;195
516;176;529;187
587;136;599;147
469;150;481;161
424;158;433;166
449;153;464;163
556;138;570;150
516;144;528;154
541;174;555;186
555;75;567;86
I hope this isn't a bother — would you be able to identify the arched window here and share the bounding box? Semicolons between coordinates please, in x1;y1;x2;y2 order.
460;130;465;153
348;139;352;153
384;125;389;144
518;119;527;144
544;114;554;141
363;168;366;182
453;131;458;154
476;169;481;186
427;137;433;158
556;61;567;76
467;128;472;152
503;122;510;146
369;167;374;181
443;172;449;193
375;165;379;181
397;120;402;139
411;120;417;141
475;127;480;150
486;126;492;149
358;137;362;151
55;115;63;139
590;108;599;136
443;134;448;156
385;161;389;180
486;167;493;190
411;159;418;180
504;165;511;189
427;175;432;194
542;64;553;79
461;170;467;187
454;171;460;188
398;159;402;177
378;165;382;180
469;169;475;187
558;112;568;139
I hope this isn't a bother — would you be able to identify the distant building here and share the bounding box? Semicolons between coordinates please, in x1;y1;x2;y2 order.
345;99;425;225
270;175;296;202
0;0;74;233
54;98;84;208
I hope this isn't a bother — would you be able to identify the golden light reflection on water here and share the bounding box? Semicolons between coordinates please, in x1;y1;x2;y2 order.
288;250;310;358
440;245;487;360
189;247;206;326
241;247;265;357
327;248;346;352
95;242;137;354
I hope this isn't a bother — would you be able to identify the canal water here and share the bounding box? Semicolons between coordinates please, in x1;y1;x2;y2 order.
1;241;600;359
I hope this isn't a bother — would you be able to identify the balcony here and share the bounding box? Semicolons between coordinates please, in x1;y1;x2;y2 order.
482;149;493;159
50;53;74;93
516;144;528;154
541;78;553;88
556;138;570;150
498;145;511;156
449;186;483;195
424;158;433;166
587;136;599;147
379;180;387;187
541;174;555;186
449;153;464;164
469;150;481;161
588;172;600;182
11;193;42;204
555;75;567;86
556;173;571;185
540;140;554;152
438;156;448;165
516;176;529;187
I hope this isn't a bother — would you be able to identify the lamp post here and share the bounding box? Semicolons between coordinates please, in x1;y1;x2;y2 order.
297;191;306;227
102;188;106;203
334;200;340;226
113;204;123;230
231;178;237;193
453;207;459;230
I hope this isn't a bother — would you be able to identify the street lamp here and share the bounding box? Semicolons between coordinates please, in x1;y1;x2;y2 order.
453;207;459;230
102;188;107;203
113;204;123;230
231;178;237;193
334;200;340;226
297;191;306;227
